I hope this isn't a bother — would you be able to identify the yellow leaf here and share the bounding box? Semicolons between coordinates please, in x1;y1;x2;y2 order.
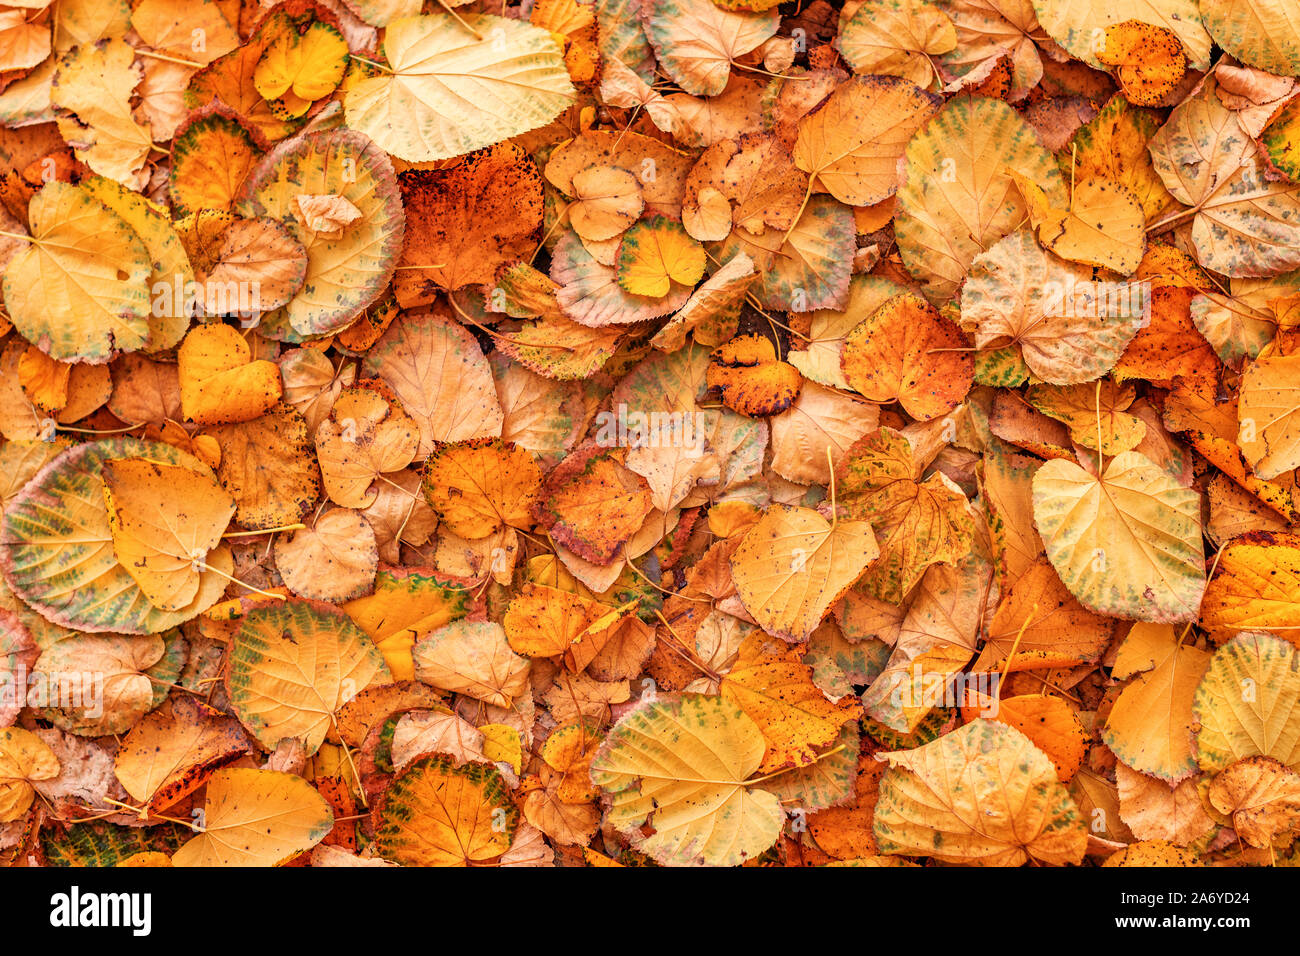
1194;631;1300;773
178;323;283;426
1032;451;1205;622
2;181;152;363
113;695;251;811
1101;623;1212;782
1239;353;1300;480
226;600;390;755
1149;77;1300;277
793;75;942;207
344;14;575;162
874;718;1087;865
479;723;523;775
51;38;152;188
374;754;518;865
315;386;419;509
173;768;333;866
841;293;974;422
721;631;863;773
1207;755;1300;848
1026;380;1146;455
590;693;785;866
205;403;320;530
342;567;471;680
705;334;802;417
569;165;643;242
963;231;1143;386
273;509;379;603
1096;19;1186;106
1013;172;1146;274
254;21;347;115
896;96;1064;302
835;0;956;87
1200;532;1300;643
835;427;974;605
0;727;59;823
615;216;705;298
730;503;879;643
412;619;531;708
640;0;778;96
421;438;542;538
102;457;236;611
1032;0;1211;71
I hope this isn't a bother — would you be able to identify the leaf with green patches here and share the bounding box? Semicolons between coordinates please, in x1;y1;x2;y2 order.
1194;631;1300;773
895;96;1065;303
0;439;231;634
235;129;404;337
590;693;786;866
1032;450;1205;622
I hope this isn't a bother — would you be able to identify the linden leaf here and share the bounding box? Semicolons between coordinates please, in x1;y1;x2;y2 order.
172;768;334;866
1149;78;1300;278
343;14;576;162
840;292;974;421
361;310;504;459
793;75;942;208
873;719;1087;865
412;619;531;708
1101;623;1212;783
963;231;1143;385
178;322;282;426
1200;532;1300;643
590;693;785;866
835;0;957;87
705;334;802;417
640;0;779;96
835;427;975;605
102;458;236;612
2;181;152;363
1013;173;1146;275
273;509;379;603
0;727;59;822
1238;353;1300;480
113;696;251;811
1194;631;1300;773
615;216;706;298
569;165;644;242
315;387;419;509
421;438;542;538
1206;755;1300;849
720;631;863;774
729;503;879;643
895;95;1064;303
253;21;347;117
226;600;390;755
234;129;404;337
1032;451;1206;622
1096;19;1186;107
395;143;543;304
374;754;518;865
1;438;233;633
1031;0;1211;70
1200;0;1300;76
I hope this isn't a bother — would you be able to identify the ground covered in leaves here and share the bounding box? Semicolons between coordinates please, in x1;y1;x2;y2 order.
2;0;1300;868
